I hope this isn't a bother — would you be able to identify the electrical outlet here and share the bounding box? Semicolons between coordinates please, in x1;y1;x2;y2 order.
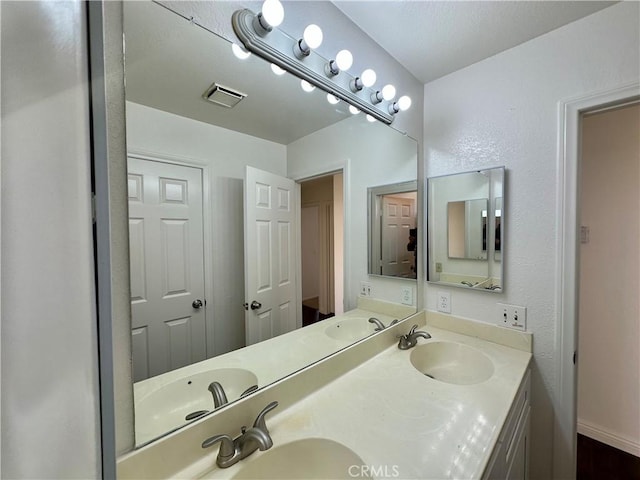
435;262;442;273
360;281;372;297
400;286;413;305
437;291;451;313
497;303;527;331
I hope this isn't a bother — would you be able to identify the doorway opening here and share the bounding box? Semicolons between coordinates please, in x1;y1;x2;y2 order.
575;101;640;477
299;171;344;326
555;84;639;480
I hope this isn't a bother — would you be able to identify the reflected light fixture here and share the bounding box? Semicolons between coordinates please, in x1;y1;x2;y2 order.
348;105;360;115
294;24;323;58
271;63;286;75
232;3;411;124
300;79;315;92
326;93;340;105
232;43;251;60
366;114;376;123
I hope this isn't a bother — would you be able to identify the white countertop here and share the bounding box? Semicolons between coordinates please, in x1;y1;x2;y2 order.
134;299;414;445
201;324;532;480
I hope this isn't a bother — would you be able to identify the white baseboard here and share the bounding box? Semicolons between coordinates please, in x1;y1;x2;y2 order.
578;419;640;457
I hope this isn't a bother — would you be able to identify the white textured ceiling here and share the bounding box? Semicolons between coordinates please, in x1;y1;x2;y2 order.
334;1;617;83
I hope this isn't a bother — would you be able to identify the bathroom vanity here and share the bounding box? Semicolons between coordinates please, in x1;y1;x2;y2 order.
118;310;532;479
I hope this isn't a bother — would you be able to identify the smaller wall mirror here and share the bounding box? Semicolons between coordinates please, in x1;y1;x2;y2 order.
368;181;418;279
427;167;504;292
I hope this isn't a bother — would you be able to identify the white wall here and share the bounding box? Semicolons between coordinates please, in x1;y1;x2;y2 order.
0;1;101;477
578;104;639;456
422;3;640;478
126;102;287;356
288;115;419;310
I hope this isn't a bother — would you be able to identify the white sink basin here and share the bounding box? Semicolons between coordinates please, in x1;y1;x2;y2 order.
135;368;258;443
231;438;370;479
324;317;377;341
410;342;494;385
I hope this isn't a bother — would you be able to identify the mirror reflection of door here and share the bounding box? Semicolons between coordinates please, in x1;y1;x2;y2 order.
381;193;417;277
244;166;298;345
128;157;207;381
300;173;344;325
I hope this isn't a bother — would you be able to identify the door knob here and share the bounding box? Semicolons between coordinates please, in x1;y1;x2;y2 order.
250;300;262;310
192;299;204;309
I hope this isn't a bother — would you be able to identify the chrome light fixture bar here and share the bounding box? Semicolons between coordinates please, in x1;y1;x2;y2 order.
232;8;396;124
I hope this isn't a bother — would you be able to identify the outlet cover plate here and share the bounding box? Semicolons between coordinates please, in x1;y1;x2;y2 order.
360;281;372;297
437;291;451;313
400;286;413;305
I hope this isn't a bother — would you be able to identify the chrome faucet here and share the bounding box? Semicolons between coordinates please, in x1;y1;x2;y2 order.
368;317;400;331
397;324;431;350
461;281;474;287
202;401;278;468
208;381;229;408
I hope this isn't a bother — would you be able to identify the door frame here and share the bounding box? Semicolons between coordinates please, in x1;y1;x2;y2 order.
291;160;350;316
554;81;639;479
127;149;215;359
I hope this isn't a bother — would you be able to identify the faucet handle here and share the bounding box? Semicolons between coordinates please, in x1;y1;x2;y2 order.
202;434;235;459
253;401;278;432
408;324;418;335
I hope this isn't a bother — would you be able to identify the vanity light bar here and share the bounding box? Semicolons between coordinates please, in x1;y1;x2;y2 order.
232;8;397;124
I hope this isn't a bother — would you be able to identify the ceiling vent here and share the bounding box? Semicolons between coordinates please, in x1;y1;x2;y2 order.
203;83;247;108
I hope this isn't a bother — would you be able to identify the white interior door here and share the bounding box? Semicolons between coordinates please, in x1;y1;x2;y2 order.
381;195;416;277
244;166;298;345
128;157;206;381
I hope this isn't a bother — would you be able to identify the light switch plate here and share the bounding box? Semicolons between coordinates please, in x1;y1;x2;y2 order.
497;303;527;331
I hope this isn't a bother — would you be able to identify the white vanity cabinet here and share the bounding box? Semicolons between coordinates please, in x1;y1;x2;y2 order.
484;369;531;480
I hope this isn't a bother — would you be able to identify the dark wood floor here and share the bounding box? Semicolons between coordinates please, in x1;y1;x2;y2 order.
577;434;640;479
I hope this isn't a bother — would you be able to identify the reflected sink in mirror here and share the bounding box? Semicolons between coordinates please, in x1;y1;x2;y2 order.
135;368;257;444
409;342;494;385
324;317;378;341
227;438;370;480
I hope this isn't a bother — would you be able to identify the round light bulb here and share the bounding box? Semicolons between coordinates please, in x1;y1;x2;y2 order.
398;95;412;111
382;84;396;101
303;24;323;49
270;63;286;75
231;43;251;60
261;0;284;27
361;69;376;88
326;94;339;105
366;114;376;123
335;50;353;71
300;80;315;93
348;105;360;115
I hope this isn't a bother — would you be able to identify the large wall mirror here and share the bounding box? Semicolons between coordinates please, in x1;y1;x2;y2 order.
427;167;504;291
121;1;417;448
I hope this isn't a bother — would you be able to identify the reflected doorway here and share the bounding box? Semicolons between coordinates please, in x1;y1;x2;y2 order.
300;172;344;326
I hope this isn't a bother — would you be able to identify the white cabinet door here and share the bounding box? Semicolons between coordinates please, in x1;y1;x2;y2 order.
506;408;530;480
244;166;298;345
128;158;206;381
